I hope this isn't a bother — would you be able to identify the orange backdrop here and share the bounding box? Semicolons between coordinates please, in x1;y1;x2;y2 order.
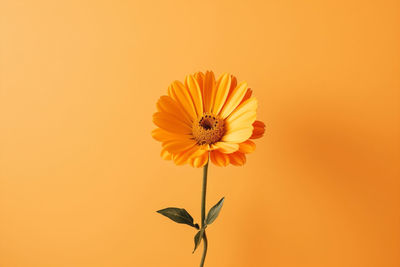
1;0;399;266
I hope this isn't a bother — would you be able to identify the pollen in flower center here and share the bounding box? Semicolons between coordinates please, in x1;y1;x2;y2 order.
192;113;225;145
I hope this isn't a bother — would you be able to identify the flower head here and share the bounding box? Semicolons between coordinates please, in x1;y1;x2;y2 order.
152;71;265;167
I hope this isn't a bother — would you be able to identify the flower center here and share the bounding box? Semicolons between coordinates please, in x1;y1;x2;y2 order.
192;113;225;145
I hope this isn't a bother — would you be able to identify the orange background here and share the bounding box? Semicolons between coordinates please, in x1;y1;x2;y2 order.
1;0;399;266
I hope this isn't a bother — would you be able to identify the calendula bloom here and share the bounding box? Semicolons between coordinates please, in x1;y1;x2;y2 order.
152;71;265;167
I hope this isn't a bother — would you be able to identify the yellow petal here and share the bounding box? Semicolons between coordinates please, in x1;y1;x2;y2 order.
228;151;246;166
223;98;257;143
239;140;256;153
226;97;257;124
240;88;252;105
222;127;253;143
228;75;238;96
225;112;257;132
160;148;172;160
212;73;231;115
221;74;238;106
210;150;229;167
212;142;239;153
156;95;192;126
219;81;248;119
185;75;203;116
192;151;209;168
153;112;192;134
203;71;216;113
168;81;197;121
162;139;196;154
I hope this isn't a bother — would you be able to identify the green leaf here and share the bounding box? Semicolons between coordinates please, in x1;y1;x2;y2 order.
157;207;196;228
192;228;204;253
206;197;225;225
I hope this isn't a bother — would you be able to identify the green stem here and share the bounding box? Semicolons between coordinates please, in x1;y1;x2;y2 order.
200;160;209;267
200;232;208;267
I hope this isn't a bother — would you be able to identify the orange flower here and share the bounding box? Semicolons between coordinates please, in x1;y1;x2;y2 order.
152;71;265;167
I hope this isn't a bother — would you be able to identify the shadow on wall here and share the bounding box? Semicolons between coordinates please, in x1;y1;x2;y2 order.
281;100;396;183
235;93;399;266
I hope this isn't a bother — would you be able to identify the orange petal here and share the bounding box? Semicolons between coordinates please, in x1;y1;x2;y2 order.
185;75;203;116
194;72;205;92
228;151;246;166
162;139;196;154
173;145;203;165
250;120;266;139
202;71;216;113
168;80;197;121
222;74;237;104
210;150;230;167
240;88;252;105
160;148;172;160
239;140;256;153
153;112;192;134
156;95;192;126
212;73;231;115
229;75;238;96
151;128;190;142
